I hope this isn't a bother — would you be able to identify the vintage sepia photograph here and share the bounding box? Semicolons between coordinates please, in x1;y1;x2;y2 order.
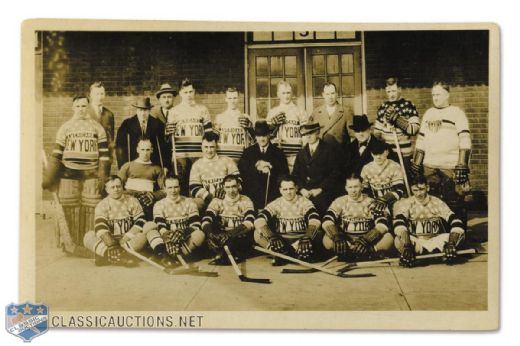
19;20;499;330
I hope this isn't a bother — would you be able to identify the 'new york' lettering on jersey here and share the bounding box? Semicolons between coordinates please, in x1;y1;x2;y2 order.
361;160;404;197
53;117;109;170
214;110;253;160
267;103;308;157
153;196;201;234
167;103;212;159
94;195;144;237
204;195;255;231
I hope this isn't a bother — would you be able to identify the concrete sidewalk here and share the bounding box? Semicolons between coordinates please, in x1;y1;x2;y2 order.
33;211;488;311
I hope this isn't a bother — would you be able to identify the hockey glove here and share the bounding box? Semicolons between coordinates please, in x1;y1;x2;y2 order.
370;198;387;216
239;116;252;128
106;245;124;265
296;237;314;261
267;235;287;254
170;228;187;245
443;241;457;265
400;243;416;268
41;155;63;192
454;165;470;185
271;112;286;125
384;105;399;124
165;121;177;137
333;233;349;257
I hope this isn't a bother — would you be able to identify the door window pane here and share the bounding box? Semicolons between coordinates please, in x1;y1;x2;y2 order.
327;55;339;74
256;57;269;76
313;76;326;97
285;56;297;76
341;54;354;74
312;55;325;75
270;56;283;76
342;75;355;96
256;78;269;98
329;76;340;95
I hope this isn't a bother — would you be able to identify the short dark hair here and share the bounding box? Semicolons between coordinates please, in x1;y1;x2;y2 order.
370;140;389;155
104;175;122;186
322;81;337;92
226;87;239;94
385;77;399;87
164;172;180;185
345;173;363;184
277;174;297;188
410;175;428;187
223;174;241;185
72;95;89;103
179;78;194;91
89;81;104;91
433;81;450;92
202;131;220;143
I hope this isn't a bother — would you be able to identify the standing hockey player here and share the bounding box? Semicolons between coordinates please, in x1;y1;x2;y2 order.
165;78;213;194
238;121;289;210
148;174;205;259
373;77;420;168
266;81;308;172
189;132;240;210
322;174;394;260
42;95;111;248
214;87;254;162
117;139;165;220
151;83;177;124
360;140;405;215
411;81;472;225
254;175;322;263
202;175;256;264
393;176;466;267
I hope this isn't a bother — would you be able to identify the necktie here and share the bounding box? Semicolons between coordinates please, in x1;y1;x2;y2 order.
141;119;147;136
359;141;367;155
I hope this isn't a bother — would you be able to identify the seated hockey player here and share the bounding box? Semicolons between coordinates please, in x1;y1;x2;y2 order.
392;175;466;267
202;174;256;264
322;174;394;260
189;131;240;210
254;175;323;264
360;140;405;216
118;139;166;220
82;176;147;266
147;173;205;260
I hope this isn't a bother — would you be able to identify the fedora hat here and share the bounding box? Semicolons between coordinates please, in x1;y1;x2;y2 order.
299;122;321;136
155;83;178;98
253;121;271;136
349;114;373;132
132;97;153;110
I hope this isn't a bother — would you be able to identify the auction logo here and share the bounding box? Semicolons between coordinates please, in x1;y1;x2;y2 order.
6;302;48;342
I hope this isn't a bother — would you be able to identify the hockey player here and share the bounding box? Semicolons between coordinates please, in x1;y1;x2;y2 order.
202;174;256;264
266;81;308;172
393;175;466;267
322;174;394;259
151;83;177;124
214;87;254;162
117;139;165;220
360;140;405;215
254;175;323;263
411;81;472;225
165;78;213;194
82;176;144;267
148;174;205;259
189;131;240;210
373;77;420;166
42;95;111;248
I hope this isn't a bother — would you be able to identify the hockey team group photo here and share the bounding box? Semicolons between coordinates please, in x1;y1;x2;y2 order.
33;29;490;312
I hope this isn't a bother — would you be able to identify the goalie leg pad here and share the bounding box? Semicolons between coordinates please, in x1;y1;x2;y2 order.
81;178;102;243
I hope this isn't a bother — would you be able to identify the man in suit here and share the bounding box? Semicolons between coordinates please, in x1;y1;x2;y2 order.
238;121;289;210
293;122;342;216
88;81;115;163
345;114;397;177
115;97;171;171
151;83;177;124
309;82;352;148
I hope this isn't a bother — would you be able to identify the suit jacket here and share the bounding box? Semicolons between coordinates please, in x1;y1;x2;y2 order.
88;105;115;160
309;103;352;147
150;105;171;124
238;143;289;210
344;135;398;177
293;140;342;196
115;114;171;170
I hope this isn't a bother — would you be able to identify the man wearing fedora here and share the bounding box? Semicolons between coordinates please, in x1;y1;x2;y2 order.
293;122;342;216
115;97;171;171
238;121;289;210
151;83;177;124
344;114;397;177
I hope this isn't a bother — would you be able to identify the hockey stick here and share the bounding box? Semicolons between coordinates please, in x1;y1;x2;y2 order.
224;246;271;284
42;150;90;258
264;169;271;208
337;248;478;273
170;133;179;176
281;255;338;274
254;246;374;278
127;133;131;163
156;136;164;170
391;127;411;197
